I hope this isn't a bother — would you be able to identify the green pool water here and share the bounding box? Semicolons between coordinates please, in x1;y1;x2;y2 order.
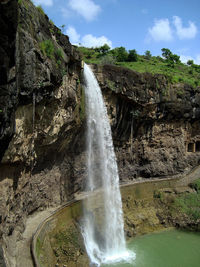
103;229;200;267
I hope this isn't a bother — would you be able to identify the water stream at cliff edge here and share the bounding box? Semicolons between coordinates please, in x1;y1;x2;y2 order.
82;63;135;266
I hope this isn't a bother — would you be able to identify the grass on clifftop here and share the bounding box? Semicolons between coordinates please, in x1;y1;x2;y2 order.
77;46;200;88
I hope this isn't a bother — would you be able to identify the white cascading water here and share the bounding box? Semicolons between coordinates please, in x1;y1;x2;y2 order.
82;63;134;266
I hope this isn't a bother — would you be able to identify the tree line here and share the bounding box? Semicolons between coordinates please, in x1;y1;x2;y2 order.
82;44;199;69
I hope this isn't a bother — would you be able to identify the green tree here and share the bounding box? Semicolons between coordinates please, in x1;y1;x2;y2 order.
99;44;110;55
171;54;180;64
161;48;180;67
144;50;152;60
187;59;194;66
111;47;128;62
127;49;138;62
161;48;172;60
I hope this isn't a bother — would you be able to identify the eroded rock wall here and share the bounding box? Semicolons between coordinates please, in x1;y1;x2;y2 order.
0;0;83;264
1;1;200;265
92;64;200;181
0;0;18;161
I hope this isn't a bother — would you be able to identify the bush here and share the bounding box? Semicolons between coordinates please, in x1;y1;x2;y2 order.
154;189;164;200
39;40;54;59
174;192;200;221
99;44;110;55
111;47;128;62
49;19;54;26
156;56;164;62
192;64;200;73
127;49;138;62
99;54;116;65
190;178;200;192
187;60;194;66
188;69;193;75
56;59;61;66
55;48;63;60
144;50;152;60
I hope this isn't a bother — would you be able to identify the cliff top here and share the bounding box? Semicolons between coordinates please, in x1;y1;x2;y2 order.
77;46;200;88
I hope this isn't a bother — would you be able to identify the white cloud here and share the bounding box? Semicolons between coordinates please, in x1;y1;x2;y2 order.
33;0;53;6
177;47;189;54
68;0;101;21
180;55;193;64
180;54;200;64
66;26;81;45
148;19;173;42
81;34;112;48
66;26;112;48
173;16;197;39
195;55;200;64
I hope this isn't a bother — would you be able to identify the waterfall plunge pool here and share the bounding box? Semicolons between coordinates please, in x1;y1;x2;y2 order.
102;229;200;267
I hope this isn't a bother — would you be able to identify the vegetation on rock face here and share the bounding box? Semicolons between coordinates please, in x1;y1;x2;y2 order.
75;85;85;124
36;5;45;16
77;45;200;87
49;224;86;266
39;40;64;66
36;237;42;258
173;179;200;222
190;178;200;192
174;192;200;221
154;179;200;224
40;40;55;59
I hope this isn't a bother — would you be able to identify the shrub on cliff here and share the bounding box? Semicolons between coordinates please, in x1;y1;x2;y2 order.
39;40;54;59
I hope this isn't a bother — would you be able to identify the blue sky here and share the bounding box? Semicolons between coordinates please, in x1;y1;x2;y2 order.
33;0;200;64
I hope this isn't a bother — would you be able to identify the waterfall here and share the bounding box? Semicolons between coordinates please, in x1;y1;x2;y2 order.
82;63;134;266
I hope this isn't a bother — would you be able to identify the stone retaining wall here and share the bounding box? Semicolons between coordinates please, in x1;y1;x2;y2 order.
31;167;200;267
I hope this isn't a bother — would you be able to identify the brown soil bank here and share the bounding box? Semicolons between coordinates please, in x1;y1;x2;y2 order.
32;172;200;267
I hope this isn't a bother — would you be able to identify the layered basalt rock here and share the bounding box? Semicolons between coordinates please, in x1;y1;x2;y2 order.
0;0;18;161
92;64;200;181
1;1;200;265
0;1;83;264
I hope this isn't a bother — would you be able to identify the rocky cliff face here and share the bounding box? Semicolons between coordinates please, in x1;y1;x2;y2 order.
1;0;200;265
0;0;84;264
0;0;18;161
92;64;200;180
